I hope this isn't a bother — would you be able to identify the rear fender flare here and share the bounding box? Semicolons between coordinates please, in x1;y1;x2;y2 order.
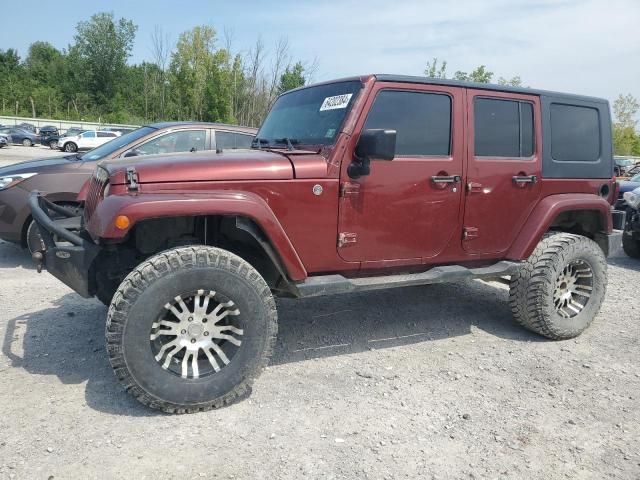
88;190;307;281
506;194;612;259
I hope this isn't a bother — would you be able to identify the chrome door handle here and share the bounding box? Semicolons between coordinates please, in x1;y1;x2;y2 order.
431;175;461;184
512;175;537;184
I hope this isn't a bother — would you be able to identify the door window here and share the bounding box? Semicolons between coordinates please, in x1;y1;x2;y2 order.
82;131;96;138
216;131;254;150
137;130;206;155
363;90;452;156
474;98;534;157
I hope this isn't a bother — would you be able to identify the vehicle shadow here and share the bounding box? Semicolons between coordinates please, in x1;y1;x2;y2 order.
0;240;35;269
608;252;640;272
2;280;541;416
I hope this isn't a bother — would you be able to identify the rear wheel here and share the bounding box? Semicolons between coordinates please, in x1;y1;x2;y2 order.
509;233;607;340
49;140;58;149
106;246;278;413
63;142;77;152
22;138;32;147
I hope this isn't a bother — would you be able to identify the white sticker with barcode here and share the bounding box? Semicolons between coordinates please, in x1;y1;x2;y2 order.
319;93;353;111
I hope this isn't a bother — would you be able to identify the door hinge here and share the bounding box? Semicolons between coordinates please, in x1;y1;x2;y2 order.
463;226;479;240
126;167;139;192
340;182;360;197
338;232;358;248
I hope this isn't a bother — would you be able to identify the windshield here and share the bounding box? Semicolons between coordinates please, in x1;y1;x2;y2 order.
616;158;634;166
630;173;640;182
80;126;156;161
256;80;362;147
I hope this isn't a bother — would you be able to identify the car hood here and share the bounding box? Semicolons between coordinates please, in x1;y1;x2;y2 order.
100;149;329;185
0;154;81;176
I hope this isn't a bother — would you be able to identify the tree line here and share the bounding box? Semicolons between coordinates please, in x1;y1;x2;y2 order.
1;16;637;155
0;12;311;127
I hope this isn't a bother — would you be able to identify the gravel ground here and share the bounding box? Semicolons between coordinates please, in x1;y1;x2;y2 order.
0;144;64;168
0;237;639;479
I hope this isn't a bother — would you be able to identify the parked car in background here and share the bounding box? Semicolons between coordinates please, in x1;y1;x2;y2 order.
621;186;640;258
614;172;640;209
0;134;9;148
57;130;120;152
614;156;637;176
0;127;39;146
17;122;36;133
0;122;256;252
62;127;86;137
38;125;60;149
102;126;136;136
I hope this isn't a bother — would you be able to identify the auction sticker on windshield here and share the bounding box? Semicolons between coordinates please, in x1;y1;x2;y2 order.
319;93;353;111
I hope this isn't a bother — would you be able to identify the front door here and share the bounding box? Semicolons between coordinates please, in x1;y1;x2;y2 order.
338;83;464;264
462;90;542;254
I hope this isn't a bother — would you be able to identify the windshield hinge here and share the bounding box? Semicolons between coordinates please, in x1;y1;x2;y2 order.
126;167;139;192
340;182;360;197
338;232;357;248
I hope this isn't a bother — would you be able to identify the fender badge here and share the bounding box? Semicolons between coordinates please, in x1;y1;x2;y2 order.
56;251;71;259
312;184;323;196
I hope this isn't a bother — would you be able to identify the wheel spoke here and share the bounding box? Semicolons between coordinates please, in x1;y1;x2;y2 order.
162;345;182;369
209;343;231;365
215;332;242;346
155;339;179;362
204;348;221;372
219;325;244;336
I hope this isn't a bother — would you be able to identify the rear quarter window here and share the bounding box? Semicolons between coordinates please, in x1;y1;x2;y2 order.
550;104;600;162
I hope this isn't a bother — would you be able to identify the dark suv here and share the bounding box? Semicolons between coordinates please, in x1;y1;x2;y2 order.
31;75;624;413
38;125;60;149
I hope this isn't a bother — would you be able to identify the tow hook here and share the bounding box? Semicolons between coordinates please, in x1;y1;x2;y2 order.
32;251;44;273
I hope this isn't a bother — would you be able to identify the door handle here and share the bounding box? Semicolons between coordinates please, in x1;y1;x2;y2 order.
512;175;537;184
431;175;461;184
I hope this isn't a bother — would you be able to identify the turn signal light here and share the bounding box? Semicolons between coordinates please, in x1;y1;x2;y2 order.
114;215;131;230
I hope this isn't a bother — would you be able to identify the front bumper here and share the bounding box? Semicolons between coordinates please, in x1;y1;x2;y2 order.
29;191;99;298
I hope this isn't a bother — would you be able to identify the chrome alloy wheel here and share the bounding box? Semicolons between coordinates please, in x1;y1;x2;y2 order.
150;290;243;379
553;260;594;318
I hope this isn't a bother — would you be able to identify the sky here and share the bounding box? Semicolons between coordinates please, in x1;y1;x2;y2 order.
1;0;639;109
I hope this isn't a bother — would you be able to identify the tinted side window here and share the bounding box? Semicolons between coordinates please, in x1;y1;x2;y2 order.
474;98;534;157
97;131;113;138
363;90;451;156
216;131;254;150
83;131;96;138
550;104;600;162
137;130;206;155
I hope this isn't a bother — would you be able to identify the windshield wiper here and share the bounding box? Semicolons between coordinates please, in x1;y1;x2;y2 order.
251;137;270;150
273;137;299;151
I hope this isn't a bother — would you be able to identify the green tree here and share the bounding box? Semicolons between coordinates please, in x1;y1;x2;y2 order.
612;93;639;156
497;76;523;87
454;65;493;83
424;58;447;79
73;12;137;108
278;62;305;94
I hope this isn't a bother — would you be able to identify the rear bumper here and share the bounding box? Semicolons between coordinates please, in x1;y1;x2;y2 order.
29;192;98;298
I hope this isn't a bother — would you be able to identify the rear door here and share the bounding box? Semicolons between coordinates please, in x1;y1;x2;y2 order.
338;83;464;263
463;90;542;254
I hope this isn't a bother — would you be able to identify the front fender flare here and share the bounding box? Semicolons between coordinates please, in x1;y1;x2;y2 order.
87;190;307;281
506;193;613;260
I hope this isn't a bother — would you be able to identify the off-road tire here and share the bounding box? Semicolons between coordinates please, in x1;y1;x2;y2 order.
622;231;640;259
106;245;278;413
509;232;607;340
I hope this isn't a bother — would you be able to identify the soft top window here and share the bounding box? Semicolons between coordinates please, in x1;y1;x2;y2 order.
550;103;600;162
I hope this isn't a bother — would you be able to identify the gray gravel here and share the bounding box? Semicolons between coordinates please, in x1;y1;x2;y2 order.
0;144;65;168
0;238;639;479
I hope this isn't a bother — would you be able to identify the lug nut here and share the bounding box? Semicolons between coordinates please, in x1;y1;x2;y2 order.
181;329;186;334
190;338;196;344
203;331;209;336
202;318;208;323
188;317;193;322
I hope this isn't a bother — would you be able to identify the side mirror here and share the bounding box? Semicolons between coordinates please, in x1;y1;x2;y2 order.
124;149;139;158
349;129;396;179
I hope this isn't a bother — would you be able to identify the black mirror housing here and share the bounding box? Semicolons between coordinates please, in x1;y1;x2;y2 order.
349;129;396;179
124;149;139;158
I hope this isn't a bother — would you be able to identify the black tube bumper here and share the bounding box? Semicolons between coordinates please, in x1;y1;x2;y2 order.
28;192;99;298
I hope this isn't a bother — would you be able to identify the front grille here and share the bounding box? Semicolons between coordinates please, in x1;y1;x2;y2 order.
84;167;109;223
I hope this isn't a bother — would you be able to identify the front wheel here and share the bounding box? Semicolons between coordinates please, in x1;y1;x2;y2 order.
106;246;278;413
509;233;607;340
63;142;77;152
49;140;58;149
22;138;32;147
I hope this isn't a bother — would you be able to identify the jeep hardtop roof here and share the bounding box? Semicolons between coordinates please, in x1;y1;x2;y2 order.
286;74;608;105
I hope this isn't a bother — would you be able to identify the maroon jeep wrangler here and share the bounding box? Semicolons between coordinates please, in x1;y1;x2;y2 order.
30;74;625;413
